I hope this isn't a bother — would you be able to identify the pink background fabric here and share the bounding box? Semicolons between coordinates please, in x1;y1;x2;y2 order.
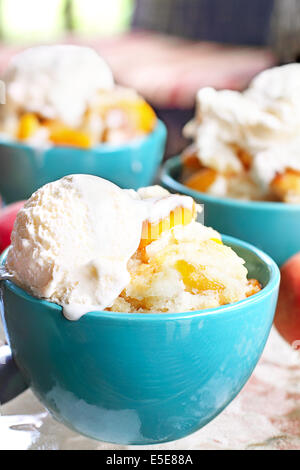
0;32;276;108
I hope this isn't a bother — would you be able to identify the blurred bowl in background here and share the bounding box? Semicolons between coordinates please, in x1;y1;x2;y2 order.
0;120;167;203
161;156;300;266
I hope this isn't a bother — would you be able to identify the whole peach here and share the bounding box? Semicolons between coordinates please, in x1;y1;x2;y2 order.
274;253;300;349
0;201;25;253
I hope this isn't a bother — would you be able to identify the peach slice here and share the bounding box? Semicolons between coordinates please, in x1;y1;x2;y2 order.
185;168;217;192
175;259;224;294
49;125;92;149
232;144;252;170
133;100;157;134
17;113;40;140
181;146;202;171
102;98;157;135
176;261;261;298
210;238;222;245
246;279;262;297
138;204;196;251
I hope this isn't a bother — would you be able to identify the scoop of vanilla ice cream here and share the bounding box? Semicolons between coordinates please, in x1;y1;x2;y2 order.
184;86;281;175
184;64;300;186
247;63;300;128
251;138;300;190
247;64;300;188
5;175;144;320
2;45;114;128
5;176;197;320
5;175;253;316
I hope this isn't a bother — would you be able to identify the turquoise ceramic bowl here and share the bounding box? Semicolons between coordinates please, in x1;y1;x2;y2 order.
0;236;279;445
161;156;300;266
0;120;167;203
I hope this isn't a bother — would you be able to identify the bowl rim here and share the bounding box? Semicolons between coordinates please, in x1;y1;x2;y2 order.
0;119;166;153
0;234;280;322
161;155;300;211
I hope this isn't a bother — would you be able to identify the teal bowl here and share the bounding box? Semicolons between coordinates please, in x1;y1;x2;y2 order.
0;236;279;445
0;120;167;203
161;156;300;266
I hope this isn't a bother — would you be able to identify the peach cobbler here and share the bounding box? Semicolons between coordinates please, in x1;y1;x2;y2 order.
0;45;156;148
5;175;261;319
181;64;300;203
109;187;261;313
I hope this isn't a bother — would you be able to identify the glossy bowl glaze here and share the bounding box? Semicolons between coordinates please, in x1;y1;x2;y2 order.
0;120;167;203
161;155;300;266
0;235;280;445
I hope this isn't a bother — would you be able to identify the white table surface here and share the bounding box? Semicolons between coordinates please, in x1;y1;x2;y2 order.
1;321;299;450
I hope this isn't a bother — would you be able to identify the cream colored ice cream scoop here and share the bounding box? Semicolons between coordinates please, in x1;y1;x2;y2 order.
5;175;195;320
5;175;145;320
3;45;114;128
184;63;300;186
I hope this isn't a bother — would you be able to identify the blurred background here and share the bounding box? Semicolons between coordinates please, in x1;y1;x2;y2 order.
0;0;296;155
1;1;300;451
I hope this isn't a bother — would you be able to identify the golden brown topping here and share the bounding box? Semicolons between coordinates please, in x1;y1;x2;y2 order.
270;168;300;202
246;279;262;297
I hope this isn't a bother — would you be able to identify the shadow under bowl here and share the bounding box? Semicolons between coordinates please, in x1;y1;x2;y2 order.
0;235;279;445
0;120;167;204
161;155;300;266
